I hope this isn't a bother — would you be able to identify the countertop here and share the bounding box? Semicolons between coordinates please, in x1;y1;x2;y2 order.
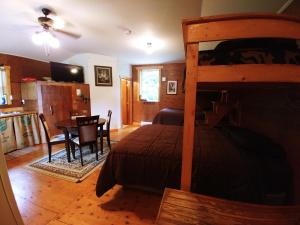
0;111;37;119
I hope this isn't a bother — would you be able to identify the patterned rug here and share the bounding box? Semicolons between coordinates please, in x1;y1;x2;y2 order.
27;142;115;182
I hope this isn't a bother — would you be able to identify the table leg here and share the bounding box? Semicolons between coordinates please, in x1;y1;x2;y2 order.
63;128;71;162
100;125;103;154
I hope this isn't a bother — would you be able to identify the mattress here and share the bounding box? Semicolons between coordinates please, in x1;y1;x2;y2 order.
96;124;292;204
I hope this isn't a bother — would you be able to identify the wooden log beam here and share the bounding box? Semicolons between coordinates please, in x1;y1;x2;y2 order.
181;43;198;191
197;64;300;83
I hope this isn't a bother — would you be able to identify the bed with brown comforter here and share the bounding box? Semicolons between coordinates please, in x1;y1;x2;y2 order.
96;124;292;204
152;108;203;126
152;108;185;125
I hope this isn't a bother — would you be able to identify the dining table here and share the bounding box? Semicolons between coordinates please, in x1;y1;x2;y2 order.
56;118;106;162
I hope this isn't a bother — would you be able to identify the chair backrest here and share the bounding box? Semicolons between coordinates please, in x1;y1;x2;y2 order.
76;115;99;144
106;110;112;131
39;113;50;143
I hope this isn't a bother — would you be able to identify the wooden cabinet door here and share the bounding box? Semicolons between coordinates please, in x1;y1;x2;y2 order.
41;85;72;136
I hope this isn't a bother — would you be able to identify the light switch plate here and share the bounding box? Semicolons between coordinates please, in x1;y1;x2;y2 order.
162;77;166;82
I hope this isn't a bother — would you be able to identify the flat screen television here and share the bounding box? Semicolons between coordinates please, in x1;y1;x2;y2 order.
50;62;84;83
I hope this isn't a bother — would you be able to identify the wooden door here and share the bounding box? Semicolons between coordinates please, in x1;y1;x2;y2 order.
121;79;128;125
41;85;72;136
121;79;132;125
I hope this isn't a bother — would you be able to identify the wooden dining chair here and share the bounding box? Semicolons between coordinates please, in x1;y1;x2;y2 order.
70;115;99;166
39;113;67;162
98;110;112;149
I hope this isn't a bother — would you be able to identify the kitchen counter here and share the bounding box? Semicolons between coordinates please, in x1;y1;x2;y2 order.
0;112;40;153
0;111;37;119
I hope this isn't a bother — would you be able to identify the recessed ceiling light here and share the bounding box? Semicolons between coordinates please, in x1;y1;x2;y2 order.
133;32;165;54
146;42;154;54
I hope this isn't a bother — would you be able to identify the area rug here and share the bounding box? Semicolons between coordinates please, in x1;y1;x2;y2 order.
27;142;116;182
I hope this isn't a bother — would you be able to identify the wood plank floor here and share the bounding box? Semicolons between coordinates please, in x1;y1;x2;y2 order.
5;125;162;225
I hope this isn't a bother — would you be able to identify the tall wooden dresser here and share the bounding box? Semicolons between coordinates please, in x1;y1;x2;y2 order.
21;81;91;141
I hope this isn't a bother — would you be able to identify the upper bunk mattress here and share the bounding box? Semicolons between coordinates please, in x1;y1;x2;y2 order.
199;38;300;65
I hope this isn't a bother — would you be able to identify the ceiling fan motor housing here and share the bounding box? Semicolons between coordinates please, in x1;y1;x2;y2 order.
38;16;53;28
38;8;53;29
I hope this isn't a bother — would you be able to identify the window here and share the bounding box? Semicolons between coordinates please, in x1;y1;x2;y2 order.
0;66;12;105
139;68;160;102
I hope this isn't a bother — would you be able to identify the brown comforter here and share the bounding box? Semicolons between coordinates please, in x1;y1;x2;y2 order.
152;108;203;126
96;124;291;204
152;108;185;125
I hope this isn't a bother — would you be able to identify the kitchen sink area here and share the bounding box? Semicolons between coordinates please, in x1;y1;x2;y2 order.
0;107;40;153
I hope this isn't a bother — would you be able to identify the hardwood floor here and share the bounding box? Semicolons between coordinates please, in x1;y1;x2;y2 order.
5;125;162;225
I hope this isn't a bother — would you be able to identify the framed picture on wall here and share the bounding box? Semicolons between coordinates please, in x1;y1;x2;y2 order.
94;66;113;86
167;80;177;95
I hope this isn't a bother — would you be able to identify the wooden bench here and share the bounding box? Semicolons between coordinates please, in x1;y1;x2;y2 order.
156;188;300;225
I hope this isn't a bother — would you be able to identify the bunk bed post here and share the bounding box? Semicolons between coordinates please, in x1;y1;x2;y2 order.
181;43;198;191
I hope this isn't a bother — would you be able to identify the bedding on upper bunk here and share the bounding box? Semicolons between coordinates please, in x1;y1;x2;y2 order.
199;38;300;65
96;124;292;204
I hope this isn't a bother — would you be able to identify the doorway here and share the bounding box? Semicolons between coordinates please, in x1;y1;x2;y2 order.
120;78;132;126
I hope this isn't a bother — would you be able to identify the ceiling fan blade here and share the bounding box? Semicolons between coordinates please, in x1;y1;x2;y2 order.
54;29;81;39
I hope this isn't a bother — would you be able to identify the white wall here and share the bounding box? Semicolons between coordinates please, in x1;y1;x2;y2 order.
64;53;131;129
117;60;131;79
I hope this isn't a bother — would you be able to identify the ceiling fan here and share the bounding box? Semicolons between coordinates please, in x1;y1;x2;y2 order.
32;7;81;54
37;8;81;39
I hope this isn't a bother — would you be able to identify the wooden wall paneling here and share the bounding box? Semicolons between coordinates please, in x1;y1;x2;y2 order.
159;64;185;109
141;102;160;122
0;53;50;109
181;43;198;191
10;83;22;108
4;66;12;105
22;58;50;80
132;63;185;123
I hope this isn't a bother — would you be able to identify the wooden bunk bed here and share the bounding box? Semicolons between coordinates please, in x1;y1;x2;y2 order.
166;13;300;225
181;13;300;192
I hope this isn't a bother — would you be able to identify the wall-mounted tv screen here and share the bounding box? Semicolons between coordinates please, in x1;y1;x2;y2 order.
50;62;84;83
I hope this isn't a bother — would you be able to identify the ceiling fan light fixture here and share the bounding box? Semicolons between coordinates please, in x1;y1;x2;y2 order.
32;32;44;46
32;31;60;49
52;16;65;29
